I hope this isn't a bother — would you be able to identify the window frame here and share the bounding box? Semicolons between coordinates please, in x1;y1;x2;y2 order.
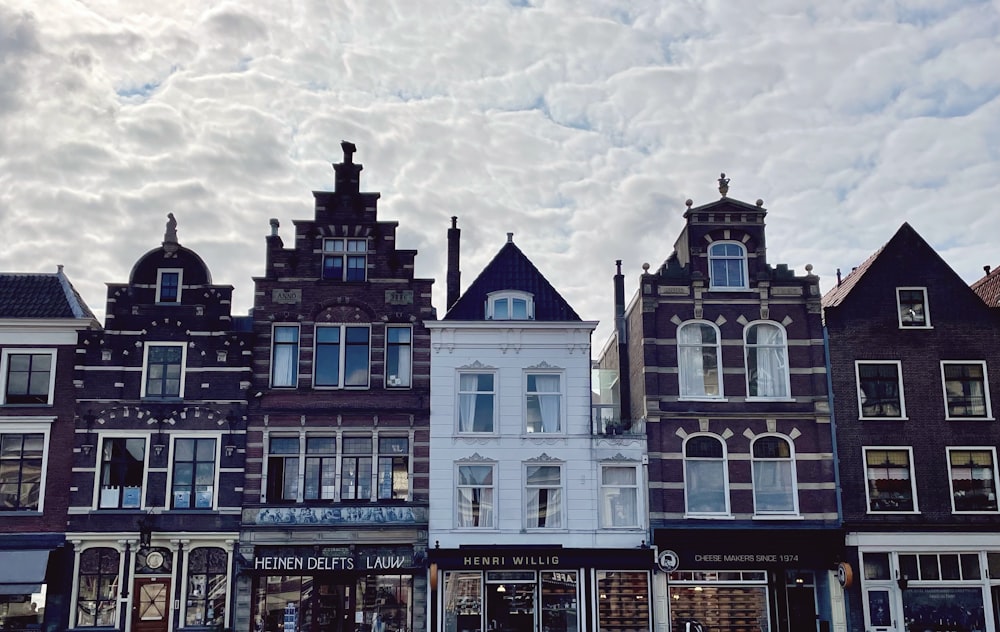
75;547;121;628
863;446;918;514
313;324;371;389
340;435;374;501
183;546;228;627
303;434;337;501
270;324;300;389
322;238;369;282
856;361;906;420
1;348;57;406
457;371;497;434
155;268;183;304
708;241;749;290
0;418;52;513
897;287;931;328
599;463;641;529
947;446;1000;514
377;435;410;501
524;462;564;530
169;436;219;510
486;290;535;320
140;342;187;400
455;462;497;529
525;371;564;434
941;361;993;420
683;434;731;517
743;321;791;400
96;435;148;510
385;325;413;389
264;434;301;503
677;321;724;400
750;434;799;516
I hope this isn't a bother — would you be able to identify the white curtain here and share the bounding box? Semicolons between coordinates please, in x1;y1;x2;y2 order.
679;324;718;396
272;328;298;386
686;460;727;513
535;375;561;432
601;467;637;526
459;374;479;432
749;324;787;397
395;345;412;386
753;460;794;512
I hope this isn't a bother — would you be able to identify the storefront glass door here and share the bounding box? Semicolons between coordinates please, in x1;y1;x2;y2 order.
486;572;536;632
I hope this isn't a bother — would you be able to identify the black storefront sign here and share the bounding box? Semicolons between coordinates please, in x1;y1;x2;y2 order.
654;528;844;570
429;546;654;570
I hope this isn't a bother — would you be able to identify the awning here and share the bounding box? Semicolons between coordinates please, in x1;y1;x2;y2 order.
0;550;49;594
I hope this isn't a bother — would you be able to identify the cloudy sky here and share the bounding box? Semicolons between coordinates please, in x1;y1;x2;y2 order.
2;0;998;346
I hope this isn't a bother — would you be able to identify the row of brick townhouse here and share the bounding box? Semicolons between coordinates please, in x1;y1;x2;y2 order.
3;146;1000;632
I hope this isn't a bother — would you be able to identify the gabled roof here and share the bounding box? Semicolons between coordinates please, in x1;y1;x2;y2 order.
0;268;97;320
445;238;580;321
971;266;1000;308
821;242;886;308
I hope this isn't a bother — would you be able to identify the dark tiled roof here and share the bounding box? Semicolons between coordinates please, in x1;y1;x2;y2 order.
445;240;581;321
821;242;886;308
0;270;97;320
971;267;1000;307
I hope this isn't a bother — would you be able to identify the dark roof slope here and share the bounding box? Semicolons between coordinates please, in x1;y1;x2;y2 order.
971;266;1000;307
445;239;581;321
0;268;97;320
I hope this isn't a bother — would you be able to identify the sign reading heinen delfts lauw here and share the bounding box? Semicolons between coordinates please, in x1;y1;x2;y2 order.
253;548;415;572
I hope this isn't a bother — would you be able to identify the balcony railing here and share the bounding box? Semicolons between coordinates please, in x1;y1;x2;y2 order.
592;406;645;437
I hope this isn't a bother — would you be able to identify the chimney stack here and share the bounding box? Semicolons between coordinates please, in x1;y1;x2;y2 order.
447;217;461;309
334;141;363;194
613;260;633;422
614;260;626;338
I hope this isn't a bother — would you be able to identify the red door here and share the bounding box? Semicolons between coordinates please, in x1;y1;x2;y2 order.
132;577;171;632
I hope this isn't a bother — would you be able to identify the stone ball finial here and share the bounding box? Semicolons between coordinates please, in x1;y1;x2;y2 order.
805;264;814;273
756;199;764;207
642;262;650;272
685;199;693;208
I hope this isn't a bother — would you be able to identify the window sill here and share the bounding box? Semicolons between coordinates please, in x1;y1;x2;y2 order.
859;416;909;421
945;416;995;421
952;510;1000;515
0;510;41;516
678;396;728;402
523;431;566;437
683;513;735;520
707;287;750;292
0;402;53;407
866;510;921;515
751;514;804;520
312;386;372;391
744;397;795;402
898;325;933;330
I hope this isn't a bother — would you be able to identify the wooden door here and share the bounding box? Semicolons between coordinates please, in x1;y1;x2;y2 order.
132;577;171;632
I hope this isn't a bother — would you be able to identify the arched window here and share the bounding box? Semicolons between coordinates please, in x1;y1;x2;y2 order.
708;242;748;289
486;291;534;320
684;435;729;515
751;435;797;514
185;547;228;626
76;547;120;627
744;322;789;398
677;321;723;398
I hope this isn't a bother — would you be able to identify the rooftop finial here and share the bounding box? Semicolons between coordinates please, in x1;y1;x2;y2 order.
718;173;730;198
164;213;178;243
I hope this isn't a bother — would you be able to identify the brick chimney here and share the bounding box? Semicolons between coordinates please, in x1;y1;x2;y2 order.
613;260;632;422
447;216;461;309
334;141;363;194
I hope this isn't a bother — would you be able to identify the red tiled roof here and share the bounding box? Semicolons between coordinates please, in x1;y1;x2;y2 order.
971;266;1000;307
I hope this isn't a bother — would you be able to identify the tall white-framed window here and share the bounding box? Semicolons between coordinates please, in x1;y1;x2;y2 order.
377;436;410;500
677;321;723;399
265;435;299;502
744;322;789;399
304;435;336;501
385;326;412;388
270;325;299;388
897;287;930;328
75;547;121;627
751;435;797;515
184;546;228;627
486;290;534;320
856;361;906;419
156;268;182;303
948;447;999;513
170;437;218;510
0;418;51;512
1;349;57;406
314;325;371;389
863;447;917;513
599;464;640;528
684;434;730;516
458;372;496;433
525;373;562;433
341;435;373;500
708;241;748;289
525;463;562;529
941;361;992;420
322;238;368;281
98;436;147;509
456;463;496;528
140;342;186;399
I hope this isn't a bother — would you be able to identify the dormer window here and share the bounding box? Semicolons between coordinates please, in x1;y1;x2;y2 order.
487;291;534;320
156;269;182;303
708;242;748;290
897;287;930;328
322;238;368;281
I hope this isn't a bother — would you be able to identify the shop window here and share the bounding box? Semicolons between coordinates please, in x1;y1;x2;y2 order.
856;361;905;418
678;321;723;399
458;373;496;433
76;547;120;627
708;241;748;289
323;238;368;281
599;465;639;528
185;547;228;627
99;437;145;509
385;326;412;388
156;269;181;303
315;325;371;388
526;373;562;433
266;436;300;503
684;435;729;516
357;574;413;632
0;431;44;511
487;291;534;320
897;287;930;328
304;436;336;501
864;448;916;512
377;436;409;500
948;448;999;512
341;436;373;500
443;571;482;632
596;571;650;632
457;464;495;528
271;325;300;388
751;435;797;514
1;349;56;405
744;322;789;399
171;438;216;509
142;343;185;399
540;571;579;632
941;362;991;419
902;587;985;630
525;464;562;529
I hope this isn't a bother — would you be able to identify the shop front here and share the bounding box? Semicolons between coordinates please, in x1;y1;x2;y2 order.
654;527;844;632
428;547;655;632
0;535;67;632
